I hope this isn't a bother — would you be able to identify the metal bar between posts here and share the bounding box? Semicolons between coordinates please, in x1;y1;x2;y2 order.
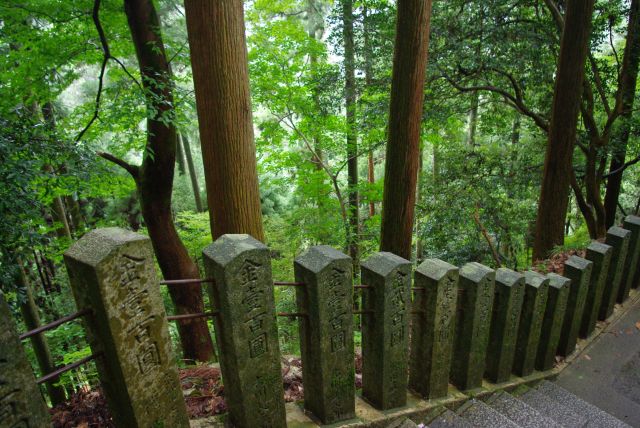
160;278;214;285
19;308;92;340
274;281;306;286
36;352;103;385
167;311;219;321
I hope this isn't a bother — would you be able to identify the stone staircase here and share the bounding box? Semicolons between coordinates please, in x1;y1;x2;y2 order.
394;380;631;428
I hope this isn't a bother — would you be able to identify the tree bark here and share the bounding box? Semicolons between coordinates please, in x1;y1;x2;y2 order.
182;133;204;213
343;0;359;268
17;263;67;406
467;90;479;147
380;0;433;260
122;0;215;362
604;0;640;228
532;0;595;260
176;133;186;176
363;5;376;219
184;0;264;241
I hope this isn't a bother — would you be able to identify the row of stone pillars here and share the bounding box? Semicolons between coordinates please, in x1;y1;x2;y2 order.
3;215;640;428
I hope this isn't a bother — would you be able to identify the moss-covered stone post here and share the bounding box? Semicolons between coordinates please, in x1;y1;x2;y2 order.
451;262;495;390
64;228;189;428
0;293;50;428
599;226;631;320
513;271;549;377
361;252;411;410
485;268;525;383
557;256;592;357
295;246;355;424
408;259;458;399
618;215;640;302
202;234;286;428
536;273;570;371
580;242;612;338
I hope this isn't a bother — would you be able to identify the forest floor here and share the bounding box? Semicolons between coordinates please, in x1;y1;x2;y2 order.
50;354;364;427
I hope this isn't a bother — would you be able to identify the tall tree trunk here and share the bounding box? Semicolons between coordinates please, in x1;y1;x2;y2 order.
50;191;72;241
343;0;359;268
121;0;215;362
532;0;595;260
184;0;264;241
467;90;479;147
604;0;640;228
17;263;67;406
380;0;433;260
182;133;204;213
363;5;376;219
176;133;187;176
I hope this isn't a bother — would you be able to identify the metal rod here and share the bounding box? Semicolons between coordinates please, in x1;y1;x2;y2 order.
167;311;219;321
36;352;103;385
19;308;92;340
160;278;214;285
273;281;306;286
353;310;374;315
354;285;372;289
277;312;307;317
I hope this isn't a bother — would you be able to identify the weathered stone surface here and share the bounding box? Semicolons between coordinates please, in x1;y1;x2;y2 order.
513;271;549;377
408;259;458;399
600;227;631;320
618;215;640;302
203;234;286;428
557;256;592;357
451;262;495;390
361;252;411;410
485;268;525;383
580;241;612;338
294;246;355;424
0;293;50;428
536;273;570;371
64;227;189;427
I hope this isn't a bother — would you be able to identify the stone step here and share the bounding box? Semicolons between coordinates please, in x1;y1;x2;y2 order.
486;390;563;428
458;399;520;427
520;387;588;428
536;381;631;428
428;409;474;428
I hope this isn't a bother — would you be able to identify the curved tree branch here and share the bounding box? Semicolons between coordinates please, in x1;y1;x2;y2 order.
97;151;140;178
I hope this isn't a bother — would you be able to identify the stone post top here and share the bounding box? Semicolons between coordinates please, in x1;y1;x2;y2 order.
624;214;640;226
202;234;267;266
587;241;613;255
565;255;593;271
608;226;632;238
460;262;494;282
294;245;350;273
416;258;458;279
547;272;571;290
361;252;410;275
524;270;549;288
64;227;149;266
495;268;524;286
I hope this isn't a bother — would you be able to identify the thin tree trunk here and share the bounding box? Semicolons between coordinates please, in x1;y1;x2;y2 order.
368;152;375;217
343;0;359;268
467;90;479;147
122;0;215;362
17;263;66;406
51;192;72;241
604;0;640;228
363;5;376;219
176;133;186;176
182;133;204;213
532;0;595;260
380;0;433;260
184;0;264;241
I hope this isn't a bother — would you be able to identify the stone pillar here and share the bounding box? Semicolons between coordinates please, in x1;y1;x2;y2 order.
485;268;525;383
580;242;612;338
0;294;50;428
202;235;286;428
294;246;355;424
618;215;640;302
599;226;631;320
451;262;495;391
64;228;189;428
408;259;459;399
557;256;592;357
513;271;549;377
536;273;570;371
361;252;411;410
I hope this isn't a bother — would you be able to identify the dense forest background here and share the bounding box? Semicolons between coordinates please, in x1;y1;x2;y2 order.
1;0;639;402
